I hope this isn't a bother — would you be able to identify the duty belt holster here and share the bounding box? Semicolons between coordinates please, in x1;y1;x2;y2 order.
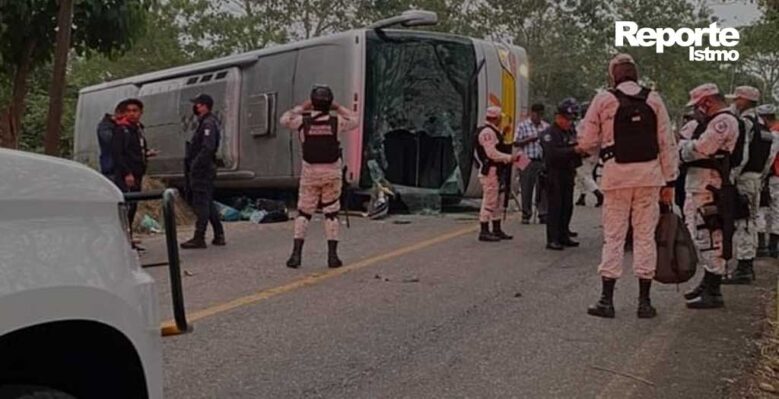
684;149;746;260
599;146;616;162
696;202;722;254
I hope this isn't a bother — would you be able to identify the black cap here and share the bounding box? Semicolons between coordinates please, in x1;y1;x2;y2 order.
190;93;214;109
557;97;580;118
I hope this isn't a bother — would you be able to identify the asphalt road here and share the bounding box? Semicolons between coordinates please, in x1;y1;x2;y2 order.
140;206;777;398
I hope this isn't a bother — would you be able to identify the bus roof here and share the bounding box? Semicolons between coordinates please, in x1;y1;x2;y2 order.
79;29;486;95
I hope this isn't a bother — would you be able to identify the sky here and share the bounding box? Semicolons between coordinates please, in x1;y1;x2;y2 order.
706;0;763;26
223;0;765;27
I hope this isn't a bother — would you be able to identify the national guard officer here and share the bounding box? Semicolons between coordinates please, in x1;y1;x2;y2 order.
723;87;779;284
757;104;779;258
180;94;226;249
473;106;519;242
578;53;678;319
680;83;740;309
574;102;604;208
281;85;359;268
540;98;583;250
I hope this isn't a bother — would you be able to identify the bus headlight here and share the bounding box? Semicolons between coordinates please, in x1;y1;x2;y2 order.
519;63;529;78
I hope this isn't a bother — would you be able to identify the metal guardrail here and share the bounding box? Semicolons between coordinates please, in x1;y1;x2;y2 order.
123;188;190;335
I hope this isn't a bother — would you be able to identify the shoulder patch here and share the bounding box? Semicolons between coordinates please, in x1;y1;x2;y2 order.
204;129;211;136
714;120;728;134
543;134;552;142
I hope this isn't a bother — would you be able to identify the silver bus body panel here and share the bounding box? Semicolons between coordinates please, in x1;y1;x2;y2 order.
74;30;527;198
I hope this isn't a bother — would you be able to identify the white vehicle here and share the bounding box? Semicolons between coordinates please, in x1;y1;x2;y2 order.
0;149;163;398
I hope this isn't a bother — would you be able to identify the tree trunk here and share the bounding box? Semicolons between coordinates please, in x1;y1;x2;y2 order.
0;39;37;150
44;0;75;156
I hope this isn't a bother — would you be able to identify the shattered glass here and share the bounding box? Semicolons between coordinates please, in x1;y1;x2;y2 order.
362;30;478;205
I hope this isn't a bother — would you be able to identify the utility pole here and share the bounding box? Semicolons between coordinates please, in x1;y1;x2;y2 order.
44;0;74;156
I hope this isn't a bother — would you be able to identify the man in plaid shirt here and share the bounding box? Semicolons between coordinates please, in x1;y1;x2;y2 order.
515;103;549;223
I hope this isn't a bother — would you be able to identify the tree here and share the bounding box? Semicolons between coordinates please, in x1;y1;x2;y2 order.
43;0;75;156
0;0;149;151
740;8;779;101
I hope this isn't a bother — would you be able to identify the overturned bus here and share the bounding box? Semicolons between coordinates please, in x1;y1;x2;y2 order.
73;24;528;199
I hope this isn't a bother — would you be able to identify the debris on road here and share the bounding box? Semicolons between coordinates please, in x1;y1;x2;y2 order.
140;214;162;234
222;197;290;223
132;178;196;232
514;292;523;298
402;276;420;283
759;382;777;393
366;181;394;220
590;365;655;387
215;202;241;222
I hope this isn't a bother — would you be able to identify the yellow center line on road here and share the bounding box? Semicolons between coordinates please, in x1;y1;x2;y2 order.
162;223;480;332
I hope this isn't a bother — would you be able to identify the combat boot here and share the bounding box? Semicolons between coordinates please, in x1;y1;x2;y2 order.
575;194;586;206
492;220;513;240
722;259;753;285
637;279;657;319
594;190;604;207
686;271;725;309
212;235;226;246
587;277;616;318
478;223;500;242
286;239;304;268
757;233;769;257
683;273;708;301
327;240;343;268
180;236;207;249
770;234;779;258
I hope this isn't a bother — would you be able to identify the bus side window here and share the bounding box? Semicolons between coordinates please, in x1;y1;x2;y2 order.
248;92;277;137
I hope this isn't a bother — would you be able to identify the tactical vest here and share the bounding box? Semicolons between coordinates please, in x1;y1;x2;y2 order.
686;110;738;171
600;87;659;163
300;112;341;164
741;115;772;174
473;125;508;175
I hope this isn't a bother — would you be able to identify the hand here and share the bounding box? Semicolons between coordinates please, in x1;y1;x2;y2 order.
330;101;340;111
147;149;160;157
573;145;586;154
124;174;136;189
302;100;313;110
660;187;674;205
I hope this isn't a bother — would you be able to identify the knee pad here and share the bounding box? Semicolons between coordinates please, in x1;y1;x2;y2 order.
324;212;339;220
297;210;313;220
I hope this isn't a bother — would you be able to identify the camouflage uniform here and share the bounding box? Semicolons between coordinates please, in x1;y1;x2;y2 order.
280;103;359;267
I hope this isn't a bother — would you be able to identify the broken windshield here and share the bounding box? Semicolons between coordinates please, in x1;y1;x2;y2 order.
362;30;478;196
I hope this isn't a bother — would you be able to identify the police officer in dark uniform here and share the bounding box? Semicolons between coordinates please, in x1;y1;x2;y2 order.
181;94;226;249
540;98;584;250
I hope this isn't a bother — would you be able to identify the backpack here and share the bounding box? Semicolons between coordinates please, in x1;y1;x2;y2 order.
605;87;659;163
742;115;773;174
654;205;698;284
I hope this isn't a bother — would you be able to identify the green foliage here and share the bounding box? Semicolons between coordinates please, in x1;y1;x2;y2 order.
0;0;149;71
739;9;779;100
70;2;190;86
0;0;151;154
6;0;774;156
